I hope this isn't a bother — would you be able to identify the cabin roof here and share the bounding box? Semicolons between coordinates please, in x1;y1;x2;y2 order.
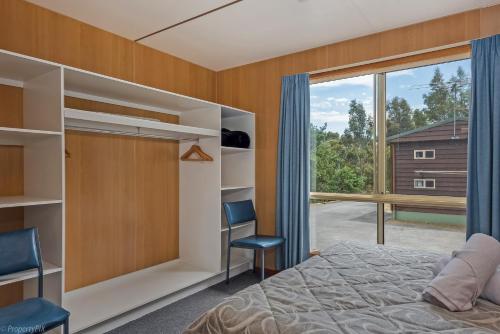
387;117;468;143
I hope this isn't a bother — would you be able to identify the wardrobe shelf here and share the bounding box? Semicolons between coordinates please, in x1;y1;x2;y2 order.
221;255;253;272
221;186;254;192
221;221;254;232
64;260;216;332
0;127;62;145
221;146;253;154
64;108;220;141
0;262;61;287
0;196;62;209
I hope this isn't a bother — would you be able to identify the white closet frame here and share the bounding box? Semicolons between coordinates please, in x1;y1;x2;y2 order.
0;49;255;333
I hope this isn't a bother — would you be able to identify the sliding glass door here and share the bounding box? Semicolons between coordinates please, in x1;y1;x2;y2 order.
310;57;470;253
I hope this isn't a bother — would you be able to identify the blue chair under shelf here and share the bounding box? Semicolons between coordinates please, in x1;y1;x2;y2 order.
0;228;70;334
223;200;285;283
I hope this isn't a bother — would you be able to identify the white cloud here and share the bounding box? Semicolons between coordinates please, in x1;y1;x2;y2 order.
388;69;414;77
311;110;349;124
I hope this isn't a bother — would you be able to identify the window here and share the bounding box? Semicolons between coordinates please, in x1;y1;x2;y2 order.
414;179;435;189
414;149;435;159
310;57;469;253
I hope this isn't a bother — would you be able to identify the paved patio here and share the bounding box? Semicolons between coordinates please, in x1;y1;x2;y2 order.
310;201;466;255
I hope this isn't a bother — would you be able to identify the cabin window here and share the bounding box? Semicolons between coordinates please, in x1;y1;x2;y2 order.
414;179;436;189
414;149;435;159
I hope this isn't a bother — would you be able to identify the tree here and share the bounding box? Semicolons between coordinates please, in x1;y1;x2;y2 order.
422;68;451;122
386;97;414;137
343;100;370;142
412;109;428;128
448;66;470;118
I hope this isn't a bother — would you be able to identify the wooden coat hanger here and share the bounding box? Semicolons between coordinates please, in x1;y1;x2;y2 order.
180;144;213;161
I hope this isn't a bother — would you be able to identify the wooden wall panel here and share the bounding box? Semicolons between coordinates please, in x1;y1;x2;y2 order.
65;130;179;291
64;99;179;291
0;0;216;100
216;5;500;269
0;85;24;306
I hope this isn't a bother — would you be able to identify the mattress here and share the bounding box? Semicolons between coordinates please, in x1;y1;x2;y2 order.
184;241;500;334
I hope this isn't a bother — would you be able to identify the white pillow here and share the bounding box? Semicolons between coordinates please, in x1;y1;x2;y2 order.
433;255;500;305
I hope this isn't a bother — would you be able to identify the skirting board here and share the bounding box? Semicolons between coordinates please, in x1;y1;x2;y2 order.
75;261;252;334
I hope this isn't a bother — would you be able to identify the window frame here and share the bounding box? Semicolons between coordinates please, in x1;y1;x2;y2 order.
413;179;436;189
309;50;470;246
414;149;435;160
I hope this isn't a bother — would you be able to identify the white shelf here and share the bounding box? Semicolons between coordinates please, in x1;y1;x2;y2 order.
221;105;254;118
0;262;62;286
0;127;62;145
221;185;254;192
63;260;215;332
221;221;254;232
64;67;219;115
64;108;219;140
0;196;62;209
220;255;253;272
221;146;253;154
0;50;60;87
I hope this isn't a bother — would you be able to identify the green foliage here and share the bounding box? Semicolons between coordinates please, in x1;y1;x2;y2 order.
311;65;470;194
311;100;373;194
386;97;414;137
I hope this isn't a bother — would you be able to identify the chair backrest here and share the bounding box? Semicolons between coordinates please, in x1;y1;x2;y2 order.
223;200;257;227
0;227;43;297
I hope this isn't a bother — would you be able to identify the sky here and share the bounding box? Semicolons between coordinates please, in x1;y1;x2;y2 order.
310;59;471;134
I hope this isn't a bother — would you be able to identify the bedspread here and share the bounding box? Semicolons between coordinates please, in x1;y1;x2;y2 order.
184;241;500;334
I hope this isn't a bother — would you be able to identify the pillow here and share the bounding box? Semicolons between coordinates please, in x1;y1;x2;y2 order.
423;233;500;311
432;256;500;305
481;266;500;305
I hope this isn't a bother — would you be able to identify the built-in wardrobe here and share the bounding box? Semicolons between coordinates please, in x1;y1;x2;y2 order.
0;49;255;333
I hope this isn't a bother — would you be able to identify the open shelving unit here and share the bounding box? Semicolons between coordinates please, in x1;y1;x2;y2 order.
63;260;215;332
0;49;255;333
220;106;256;271
0;50;64;313
0;262;62;287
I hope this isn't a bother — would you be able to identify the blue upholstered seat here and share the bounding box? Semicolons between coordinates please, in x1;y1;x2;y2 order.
0;228;69;334
223;200;285;283
0;298;70;334
231;235;285;249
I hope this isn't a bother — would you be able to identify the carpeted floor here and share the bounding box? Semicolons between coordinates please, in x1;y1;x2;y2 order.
106;271;260;334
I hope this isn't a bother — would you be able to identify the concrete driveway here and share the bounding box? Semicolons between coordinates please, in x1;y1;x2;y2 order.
310;201;466;254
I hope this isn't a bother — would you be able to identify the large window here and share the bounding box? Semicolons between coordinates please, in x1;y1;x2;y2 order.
310;58;470;253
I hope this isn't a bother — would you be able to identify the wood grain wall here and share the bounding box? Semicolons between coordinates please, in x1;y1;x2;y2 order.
0;84;24;306
64;98;180;291
216;5;500;268
0;0;217;101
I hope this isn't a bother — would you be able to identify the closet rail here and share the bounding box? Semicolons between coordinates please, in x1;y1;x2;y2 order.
64;108;219;141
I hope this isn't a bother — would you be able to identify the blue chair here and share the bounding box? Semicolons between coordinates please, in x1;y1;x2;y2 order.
0;228;70;334
223;200;285;283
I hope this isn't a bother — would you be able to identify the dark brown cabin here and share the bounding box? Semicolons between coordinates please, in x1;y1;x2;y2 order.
387;118;468;220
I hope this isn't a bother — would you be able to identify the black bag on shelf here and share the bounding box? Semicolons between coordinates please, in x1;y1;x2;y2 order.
221;128;250;148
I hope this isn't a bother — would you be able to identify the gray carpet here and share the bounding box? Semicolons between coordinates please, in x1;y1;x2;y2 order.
106;271;260;334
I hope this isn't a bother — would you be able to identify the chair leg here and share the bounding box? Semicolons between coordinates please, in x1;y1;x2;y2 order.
63;318;69;334
260;249;265;281
253;249;257;273
226;246;231;284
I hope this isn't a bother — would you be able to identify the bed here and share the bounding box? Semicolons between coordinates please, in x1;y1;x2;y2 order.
184;241;500;334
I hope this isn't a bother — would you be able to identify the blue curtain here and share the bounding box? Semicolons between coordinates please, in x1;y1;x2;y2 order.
467;35;500;240
276;73;310;269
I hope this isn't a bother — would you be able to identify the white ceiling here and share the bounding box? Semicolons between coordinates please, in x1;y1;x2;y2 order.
28;0;500;71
